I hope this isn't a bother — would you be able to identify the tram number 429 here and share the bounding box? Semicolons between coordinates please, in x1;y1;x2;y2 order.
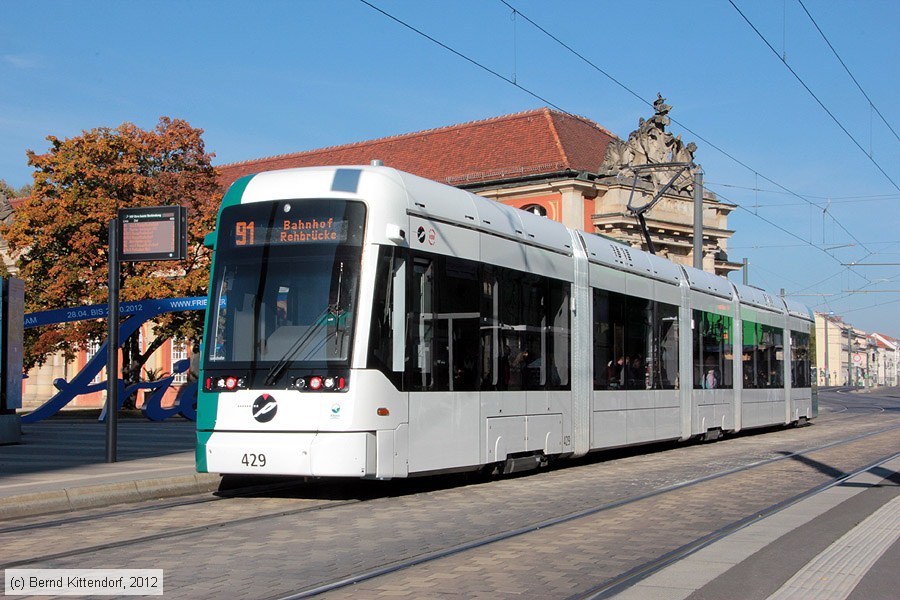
241;453;267;467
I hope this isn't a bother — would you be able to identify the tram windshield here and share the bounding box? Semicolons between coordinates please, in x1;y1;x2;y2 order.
205;199;366;375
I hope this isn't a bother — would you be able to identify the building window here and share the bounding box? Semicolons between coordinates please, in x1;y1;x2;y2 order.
87;339;103;385
172;338;189;384
520;204;547;217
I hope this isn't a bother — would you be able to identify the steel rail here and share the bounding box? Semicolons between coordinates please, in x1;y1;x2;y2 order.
0;478;319;536
573;451;900;600
270;424;900;600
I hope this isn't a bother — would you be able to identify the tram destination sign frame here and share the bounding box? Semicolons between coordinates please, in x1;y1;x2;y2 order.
118;206;188;262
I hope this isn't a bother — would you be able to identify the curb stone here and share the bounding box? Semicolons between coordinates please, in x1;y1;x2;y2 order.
0;473;222;520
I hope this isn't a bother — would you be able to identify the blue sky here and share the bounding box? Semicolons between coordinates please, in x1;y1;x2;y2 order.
2;1;899;336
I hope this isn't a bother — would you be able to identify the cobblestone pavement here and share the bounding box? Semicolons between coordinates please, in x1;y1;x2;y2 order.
2;400;898;600
328;427;900;599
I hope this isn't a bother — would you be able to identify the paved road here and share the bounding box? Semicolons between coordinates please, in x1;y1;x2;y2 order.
1;388;897;599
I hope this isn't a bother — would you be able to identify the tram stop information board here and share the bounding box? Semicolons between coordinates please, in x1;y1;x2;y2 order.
106;206;188;463
118;206;188;262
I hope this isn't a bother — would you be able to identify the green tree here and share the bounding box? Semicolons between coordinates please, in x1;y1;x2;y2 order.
0;117;221;406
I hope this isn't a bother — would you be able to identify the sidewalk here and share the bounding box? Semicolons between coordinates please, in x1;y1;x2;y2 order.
0;418;220;520
613;455;900;600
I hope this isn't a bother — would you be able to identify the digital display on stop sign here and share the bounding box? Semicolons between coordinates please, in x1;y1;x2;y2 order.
118;206;187;261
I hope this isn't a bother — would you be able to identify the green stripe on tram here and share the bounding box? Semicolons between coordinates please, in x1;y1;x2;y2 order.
219;174;255;211
195;429;213;472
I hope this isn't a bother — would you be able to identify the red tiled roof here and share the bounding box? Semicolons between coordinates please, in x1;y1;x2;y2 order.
873;333;898;346
217;108;617;188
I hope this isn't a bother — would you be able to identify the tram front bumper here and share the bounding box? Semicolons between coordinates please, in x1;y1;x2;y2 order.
198;430;376;477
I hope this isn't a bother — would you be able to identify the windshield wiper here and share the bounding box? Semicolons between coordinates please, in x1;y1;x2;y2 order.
263;306;333;387
263;262;349;387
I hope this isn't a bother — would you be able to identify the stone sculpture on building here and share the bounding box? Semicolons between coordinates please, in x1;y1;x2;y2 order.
599;93;697;193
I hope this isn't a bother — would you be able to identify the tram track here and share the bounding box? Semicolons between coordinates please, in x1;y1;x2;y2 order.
569;451;900;600
265;423;900;599
0;478;331;536
3;416;898;596
0;392;871;542
0;494;362;570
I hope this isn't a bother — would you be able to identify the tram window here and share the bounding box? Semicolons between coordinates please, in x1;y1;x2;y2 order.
481;268;497;389
367;246;404;388
594;289;679;391
693;311;734;390
791;331;811;388
655;303;680;390
392;249;570;393
549;279;570;388
443;257;481;392
479;264;570;392
742;321;784;389
495;269;546;391
405;253;481;392
625;297;651;390
592;289;616;390
407;256;439;391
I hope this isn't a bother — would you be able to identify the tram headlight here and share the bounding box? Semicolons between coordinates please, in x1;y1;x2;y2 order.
205;375;246;392
289;375;347;392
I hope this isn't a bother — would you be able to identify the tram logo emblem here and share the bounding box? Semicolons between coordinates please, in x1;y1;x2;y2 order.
415;226;437;246
252;394;278;423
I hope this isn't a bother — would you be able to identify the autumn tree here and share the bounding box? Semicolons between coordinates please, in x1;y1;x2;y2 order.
0;179;30;277
0;118;221;405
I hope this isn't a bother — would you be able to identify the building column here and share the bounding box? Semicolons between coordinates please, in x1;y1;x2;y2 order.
552;181;596;231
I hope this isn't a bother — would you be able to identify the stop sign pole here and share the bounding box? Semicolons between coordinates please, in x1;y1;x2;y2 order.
106;219;120;463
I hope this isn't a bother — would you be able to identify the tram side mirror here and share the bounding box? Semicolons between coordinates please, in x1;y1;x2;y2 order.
386;224;406;245
204;231;216;250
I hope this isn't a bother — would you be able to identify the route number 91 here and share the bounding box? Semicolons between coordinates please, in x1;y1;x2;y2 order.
242;453;266;467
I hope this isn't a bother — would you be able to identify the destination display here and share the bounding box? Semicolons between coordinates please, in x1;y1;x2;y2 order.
232;216;349;247
118;206;187;261
222;200;366;249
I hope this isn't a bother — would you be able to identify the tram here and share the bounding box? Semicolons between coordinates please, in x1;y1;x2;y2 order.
196;165;816;478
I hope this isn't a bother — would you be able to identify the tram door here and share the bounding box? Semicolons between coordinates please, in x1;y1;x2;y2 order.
407;254;481;472
408;255;480;392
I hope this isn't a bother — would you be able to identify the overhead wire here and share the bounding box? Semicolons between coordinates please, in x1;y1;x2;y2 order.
726;0;899;192
796;0;900;145
713;189;872;285
841;297;900;314
704;182;900;202
361;0;880;260
357;0;568;115
497;0;877;256
359;1;887;308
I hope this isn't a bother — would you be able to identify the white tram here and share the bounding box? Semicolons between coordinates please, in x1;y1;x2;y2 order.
196;165;816;478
